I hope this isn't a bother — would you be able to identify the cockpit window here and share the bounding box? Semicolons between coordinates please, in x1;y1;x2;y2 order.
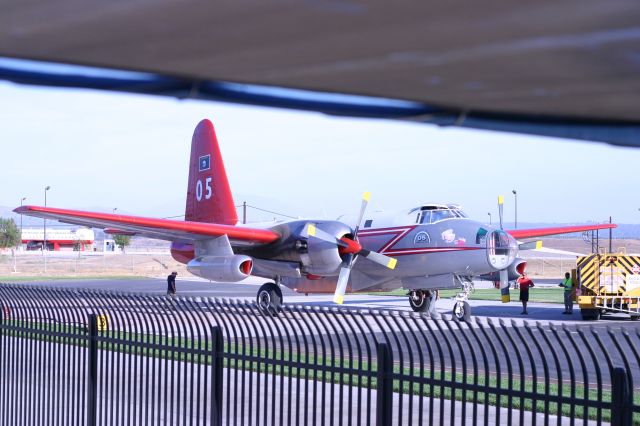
419;209;460;223
419;211;431;224
453;209;468;218
430;210;456;222
416;206;469;223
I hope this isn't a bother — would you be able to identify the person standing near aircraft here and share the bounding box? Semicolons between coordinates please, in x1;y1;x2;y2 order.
423;290;440;318
559;272;573;314
517;273;534;314
167;271;177;297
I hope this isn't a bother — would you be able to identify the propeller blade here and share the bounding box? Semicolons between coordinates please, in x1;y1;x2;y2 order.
333;255;353;304
498;195;504;230
303;192;399;303
352;191;370;240
499;269;510;303
359;249;397;270
303;223;348;247
305;223;395;269
518;240;543;251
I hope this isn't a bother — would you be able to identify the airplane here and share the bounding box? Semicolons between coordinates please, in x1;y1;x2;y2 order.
15;119;617;319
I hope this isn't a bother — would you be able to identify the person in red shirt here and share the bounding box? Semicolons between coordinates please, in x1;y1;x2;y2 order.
517;273;534;314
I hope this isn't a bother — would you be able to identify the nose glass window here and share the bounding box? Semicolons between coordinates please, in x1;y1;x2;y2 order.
486;230;517;269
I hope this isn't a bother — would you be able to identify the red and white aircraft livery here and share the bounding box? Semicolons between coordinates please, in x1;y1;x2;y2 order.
15;119;616;319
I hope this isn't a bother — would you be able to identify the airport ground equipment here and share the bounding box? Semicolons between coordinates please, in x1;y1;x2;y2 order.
576;252;640;320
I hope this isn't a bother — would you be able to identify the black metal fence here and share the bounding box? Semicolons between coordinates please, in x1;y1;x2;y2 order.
0;284;638;425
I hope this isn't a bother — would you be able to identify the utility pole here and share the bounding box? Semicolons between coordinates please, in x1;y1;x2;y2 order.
609;216;613;253
15;197;27;273
19;197;26;250
487;212;491;225
44;186;50;272
243;201;247;224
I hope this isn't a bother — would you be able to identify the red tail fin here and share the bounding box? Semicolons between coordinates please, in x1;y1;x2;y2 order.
185;119;238;225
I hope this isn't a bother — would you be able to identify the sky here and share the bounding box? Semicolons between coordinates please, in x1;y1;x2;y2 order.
0;81;639;225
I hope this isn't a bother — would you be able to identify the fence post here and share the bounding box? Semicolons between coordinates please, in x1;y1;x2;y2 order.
376;342;393;426
87;314;98;426
611;367;631;426
211;326;223;426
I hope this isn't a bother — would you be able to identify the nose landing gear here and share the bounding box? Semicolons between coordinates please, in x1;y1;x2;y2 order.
453;299;471;322
452;275;474;321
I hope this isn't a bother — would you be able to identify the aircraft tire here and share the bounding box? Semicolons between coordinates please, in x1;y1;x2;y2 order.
257;283;282;316
580;308;601;321
453;301;471;322
409;290;428;312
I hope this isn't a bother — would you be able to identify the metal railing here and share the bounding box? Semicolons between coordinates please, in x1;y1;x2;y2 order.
0;284;638;425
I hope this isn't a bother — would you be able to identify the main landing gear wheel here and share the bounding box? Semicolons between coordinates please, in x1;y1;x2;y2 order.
453;301;471;322
580;308;601;321
409;290;428;312
256;283;282;316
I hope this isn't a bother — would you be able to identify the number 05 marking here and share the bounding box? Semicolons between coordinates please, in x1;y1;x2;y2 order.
196;178;213;201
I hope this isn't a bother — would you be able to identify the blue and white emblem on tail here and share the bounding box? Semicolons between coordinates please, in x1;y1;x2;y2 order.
199;154;211;171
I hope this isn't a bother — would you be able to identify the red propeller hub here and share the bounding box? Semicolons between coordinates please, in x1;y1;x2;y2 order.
338;237;362;255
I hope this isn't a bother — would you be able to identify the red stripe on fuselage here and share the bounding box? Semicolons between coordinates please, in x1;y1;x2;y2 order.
358;225;483;257
384;246;483;256
358;226;416;253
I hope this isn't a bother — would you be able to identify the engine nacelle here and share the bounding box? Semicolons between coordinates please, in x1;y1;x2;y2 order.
479;258;527;282
187;255;253;282
299;221;352;276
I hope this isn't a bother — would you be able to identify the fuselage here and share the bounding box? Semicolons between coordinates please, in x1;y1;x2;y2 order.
170;204;519;294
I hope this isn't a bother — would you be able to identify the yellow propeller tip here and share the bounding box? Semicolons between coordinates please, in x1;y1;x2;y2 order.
387;258;397;270
498;195;504;205
333;295;344;305
307;224;316;237
362;191;371;202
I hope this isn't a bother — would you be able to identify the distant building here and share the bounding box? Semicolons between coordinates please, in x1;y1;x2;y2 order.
21;228;94;251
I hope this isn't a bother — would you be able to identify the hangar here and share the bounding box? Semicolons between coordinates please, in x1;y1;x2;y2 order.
21;228;94;251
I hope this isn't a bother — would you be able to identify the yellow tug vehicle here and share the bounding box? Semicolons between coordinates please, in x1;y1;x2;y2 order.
576;252;640;320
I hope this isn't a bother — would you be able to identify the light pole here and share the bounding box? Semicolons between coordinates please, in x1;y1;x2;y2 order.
44;186;50;272
512;189;518;229
113;207;118;214
487;212;492;225
14;196;27;273
19;197;26;250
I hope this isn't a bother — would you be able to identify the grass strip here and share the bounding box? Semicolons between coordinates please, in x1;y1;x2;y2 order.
369;287;566;304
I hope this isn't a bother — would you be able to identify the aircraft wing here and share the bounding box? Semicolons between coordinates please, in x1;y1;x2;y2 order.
14;205;280;246
507;223;616;239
